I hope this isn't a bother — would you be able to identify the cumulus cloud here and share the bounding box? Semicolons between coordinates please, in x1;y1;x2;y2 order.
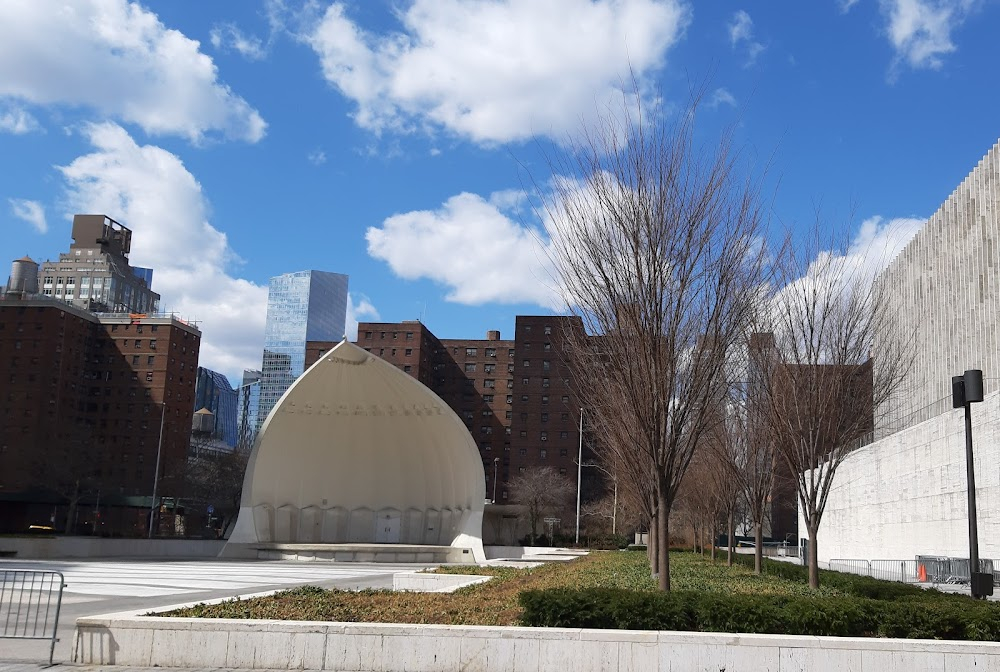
307;148;327;165
0;0;265;143
57;123;268;381
708;88;737;109
879;0;979;74
728;10;765;66
9;198;47;234
345;294;380;341
304;0;690;144
366;190;560;308
210;23;267;61
0;105;42;134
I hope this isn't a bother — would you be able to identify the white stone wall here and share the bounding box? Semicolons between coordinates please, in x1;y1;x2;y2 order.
74;614;1000;670
876;139;1000;434
802;390;1000;563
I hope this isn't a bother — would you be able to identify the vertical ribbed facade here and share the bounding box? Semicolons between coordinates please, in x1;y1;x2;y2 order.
876;139;1000;433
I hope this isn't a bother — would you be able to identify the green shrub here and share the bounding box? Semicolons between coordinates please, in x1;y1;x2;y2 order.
518;587;1000;640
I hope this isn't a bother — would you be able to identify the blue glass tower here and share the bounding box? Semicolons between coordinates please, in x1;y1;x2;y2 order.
193;367;239;447
256;270;348;431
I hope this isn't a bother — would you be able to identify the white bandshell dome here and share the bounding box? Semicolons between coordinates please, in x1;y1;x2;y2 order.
224;340;485;559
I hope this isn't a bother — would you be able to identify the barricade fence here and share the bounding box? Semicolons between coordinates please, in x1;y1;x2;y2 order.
0;569;66;665
828;556;999;587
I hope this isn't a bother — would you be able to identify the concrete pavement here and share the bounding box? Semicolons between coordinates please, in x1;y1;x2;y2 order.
1;558;436;665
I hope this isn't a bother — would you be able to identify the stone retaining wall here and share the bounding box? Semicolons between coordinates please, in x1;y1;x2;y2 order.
74;613;1000;671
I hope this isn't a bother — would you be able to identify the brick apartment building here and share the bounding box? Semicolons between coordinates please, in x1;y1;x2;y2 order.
0;300;200;535
307;316;605;506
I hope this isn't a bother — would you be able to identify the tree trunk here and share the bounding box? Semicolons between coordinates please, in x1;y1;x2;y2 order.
710;521;716;562
649;516;658;579
727;507;735;567
807;524;820;589
754;521;763;574
657;490;670;591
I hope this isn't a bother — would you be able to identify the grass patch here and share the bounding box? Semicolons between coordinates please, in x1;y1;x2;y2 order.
162;551;1000;639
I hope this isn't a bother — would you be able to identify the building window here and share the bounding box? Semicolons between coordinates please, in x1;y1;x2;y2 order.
147;355;155;365
519;448;527;456
542;378;550;387
464;411;475;420
393;332;398;339
466;347;477;357
506;395;512;404
540;449;547;459
541;413;549;422
561;413;569;421
521;395;529;402
365;331;372;338
560;431;568;439
481;426;493;435
132;355;139;365
403;365;412;372
544;325;552;335
523;360;530;367
560;448;568;457
150;339;157;349
485;348;496;357
484;394;494;402
559;468;567;475
508;348;515;357
405;332;413;340
405;348;412;356
540;431;548;441
391;348;397;356
562;396;570;404
505;411;512;419
544;343;551;351
519;430;527;438
507;380;514;389
542;395;549;404
502;490;509;499
505;427;512;435
522;377;529;385
484;379;495;388
465;363;477;373
484;363;495;373
542;360;550;371
482;409;491;417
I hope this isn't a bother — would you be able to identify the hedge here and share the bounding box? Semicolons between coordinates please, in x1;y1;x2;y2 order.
518;587;1000;640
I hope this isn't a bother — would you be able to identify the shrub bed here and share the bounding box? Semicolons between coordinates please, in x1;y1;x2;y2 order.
519;587;1000;640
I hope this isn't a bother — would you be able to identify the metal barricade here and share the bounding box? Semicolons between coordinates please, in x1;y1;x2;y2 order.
0;570;66;665
828;559;920;583
916;556;995;584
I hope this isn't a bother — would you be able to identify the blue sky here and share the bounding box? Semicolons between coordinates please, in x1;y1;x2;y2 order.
1;0;998;386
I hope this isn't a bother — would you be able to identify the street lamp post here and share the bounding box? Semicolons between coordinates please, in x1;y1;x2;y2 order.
575;408;583;545
492;457;499;503
148;402;167;539
952;369;993;599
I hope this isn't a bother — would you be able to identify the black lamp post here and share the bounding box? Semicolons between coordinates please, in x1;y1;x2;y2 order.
952;369;993;599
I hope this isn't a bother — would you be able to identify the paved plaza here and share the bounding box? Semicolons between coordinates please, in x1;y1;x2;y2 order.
0;558;434;665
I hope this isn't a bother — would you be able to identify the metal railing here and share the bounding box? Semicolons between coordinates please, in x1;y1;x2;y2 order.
915;556;997;585
829;559;919;583
0;570;66;665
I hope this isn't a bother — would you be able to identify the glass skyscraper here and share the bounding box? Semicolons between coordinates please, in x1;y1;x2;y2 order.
256;270;348;431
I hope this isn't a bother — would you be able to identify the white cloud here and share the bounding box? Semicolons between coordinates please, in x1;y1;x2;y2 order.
305;0;690;144
9;198;47;234
345;294;380;341
307;148;327;165
708;87;737;109
728;10;765;66
0;0;265;143
366;191;560;308
879;0;979;74
210;23;267;61
0;105;42;134
57;122;268;382
840;0;862;12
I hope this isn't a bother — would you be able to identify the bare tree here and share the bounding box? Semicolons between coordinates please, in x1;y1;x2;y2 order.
547;87;772;589
725;362;777;574
752;228;914;588
508;467;575;545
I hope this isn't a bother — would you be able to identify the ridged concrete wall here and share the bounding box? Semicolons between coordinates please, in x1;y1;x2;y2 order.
876;140;1000;433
